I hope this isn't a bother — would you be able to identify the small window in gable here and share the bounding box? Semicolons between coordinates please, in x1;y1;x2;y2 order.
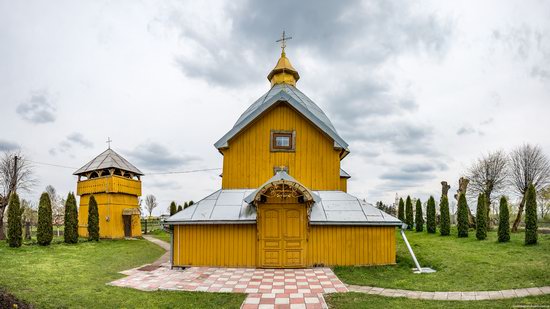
271;130;295;152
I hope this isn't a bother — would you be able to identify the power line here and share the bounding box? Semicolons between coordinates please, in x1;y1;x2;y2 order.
27;159;221;175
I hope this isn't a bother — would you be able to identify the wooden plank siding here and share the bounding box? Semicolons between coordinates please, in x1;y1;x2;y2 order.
172;224;396;267
221;103;342;190
307;225;396;266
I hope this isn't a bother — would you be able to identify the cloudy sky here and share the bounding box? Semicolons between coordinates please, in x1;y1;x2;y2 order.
1;0;549;215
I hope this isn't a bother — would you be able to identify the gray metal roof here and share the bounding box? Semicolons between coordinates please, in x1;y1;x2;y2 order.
214;83;349;151
165;189;401;226
73;148;143;176
340;168;351;178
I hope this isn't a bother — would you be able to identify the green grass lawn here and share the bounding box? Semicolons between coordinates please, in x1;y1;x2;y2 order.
334;228;550;291
146;229;171;243
326;293;550;308
0;239;245;308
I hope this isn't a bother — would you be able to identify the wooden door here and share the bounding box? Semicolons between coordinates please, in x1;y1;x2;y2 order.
123;215;131;237
258;204;306;268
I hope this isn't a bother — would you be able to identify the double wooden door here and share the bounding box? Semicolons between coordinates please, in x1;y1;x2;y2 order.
258;204;307;268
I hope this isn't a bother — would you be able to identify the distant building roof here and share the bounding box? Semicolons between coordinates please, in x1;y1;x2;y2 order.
165;189;401;226
73;148;143;176
214;83;349;152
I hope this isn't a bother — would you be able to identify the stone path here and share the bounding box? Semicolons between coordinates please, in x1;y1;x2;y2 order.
347;284;550;301
110;236;550;308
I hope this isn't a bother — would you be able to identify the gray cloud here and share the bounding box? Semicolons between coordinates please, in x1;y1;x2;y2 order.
377;160;448;192
163;0;452;87
127;142;201;171
0;140;19;152
16;90;57;124
49;132;94;156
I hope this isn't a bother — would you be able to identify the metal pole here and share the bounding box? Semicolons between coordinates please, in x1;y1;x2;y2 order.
400;228;423;272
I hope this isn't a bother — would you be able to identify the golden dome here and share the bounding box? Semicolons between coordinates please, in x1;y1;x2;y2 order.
267;51;300;86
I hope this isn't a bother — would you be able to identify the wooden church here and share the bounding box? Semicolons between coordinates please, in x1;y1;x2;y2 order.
74;148;143;239
166;37;401;268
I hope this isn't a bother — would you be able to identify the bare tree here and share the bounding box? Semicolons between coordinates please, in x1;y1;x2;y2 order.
144;194;157;217
538;186;550;219
466;150;508;227
510;144;550;232
46;185;65;237
0;151;35;240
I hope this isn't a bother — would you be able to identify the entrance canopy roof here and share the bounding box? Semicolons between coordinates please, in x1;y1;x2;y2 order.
243;171;319;204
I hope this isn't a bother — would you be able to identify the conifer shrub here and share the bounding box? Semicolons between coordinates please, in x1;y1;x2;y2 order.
457;193;469;238
525;183;538;245
87;195;99;241
37;192;53;246
183;201;189;209
64;192;79;244
7;192;22;248
476;193;487;240
498;196;510;243
415;199;424;232
189;200;194;206
405;196;414;230
177;205;183;212
426;196;436;233
398;198;404;222
169;201;177;216
439;195;450;236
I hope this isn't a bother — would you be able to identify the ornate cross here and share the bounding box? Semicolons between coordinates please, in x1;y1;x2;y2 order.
276;31;292;53
106;137;112;149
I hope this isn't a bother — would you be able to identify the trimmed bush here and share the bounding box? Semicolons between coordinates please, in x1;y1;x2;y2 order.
64;192;79;244
7;192;22;247
37;192;53;246
426;196;436;233
498;196;510;243
457;193;469;238
169;201;177;216
177;205;183;212
183;202;189;209
415;199;424;232
88;195;99;241
440;195;450;236
476;193;487;240
398;198;404;222
525;183;538;245
405;196;414;230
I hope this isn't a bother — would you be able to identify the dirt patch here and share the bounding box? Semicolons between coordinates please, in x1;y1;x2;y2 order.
0;289;33;309
138;265;160;271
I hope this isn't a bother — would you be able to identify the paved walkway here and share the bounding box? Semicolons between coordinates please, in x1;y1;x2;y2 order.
347;284;550;301
110;236;550;308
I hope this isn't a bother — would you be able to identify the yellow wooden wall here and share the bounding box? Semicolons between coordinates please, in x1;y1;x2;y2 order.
78;194;142;239
172;224;396;267
339;178;347;192
307;226;396;266
173;224;257;267
221;103;342;190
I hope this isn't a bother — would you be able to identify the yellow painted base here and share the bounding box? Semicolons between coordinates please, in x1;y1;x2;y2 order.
172;224;396;267
78;193;142;239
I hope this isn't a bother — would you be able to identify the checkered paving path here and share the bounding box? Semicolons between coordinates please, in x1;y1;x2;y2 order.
110;266;347;308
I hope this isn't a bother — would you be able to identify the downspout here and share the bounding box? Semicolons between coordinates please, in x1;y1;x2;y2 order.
169;224;174;269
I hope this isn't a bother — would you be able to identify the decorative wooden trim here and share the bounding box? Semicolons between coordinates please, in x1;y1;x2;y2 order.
270;130;296;152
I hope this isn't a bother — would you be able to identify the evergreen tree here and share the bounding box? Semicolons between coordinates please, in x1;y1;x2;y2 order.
64;192;79;244
7;192;22;247
37;192;53;246
397;198;404;222
87;195;99;241
405;196;414;230
497;196;510;243
177;205;183;212
189;200;194;206
169;201;177;216
440;195;450;236
457;193;469;238
525;183;538;245
476;193;487;240
415;199;424;232
426;196;436;234
183;201;189;209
